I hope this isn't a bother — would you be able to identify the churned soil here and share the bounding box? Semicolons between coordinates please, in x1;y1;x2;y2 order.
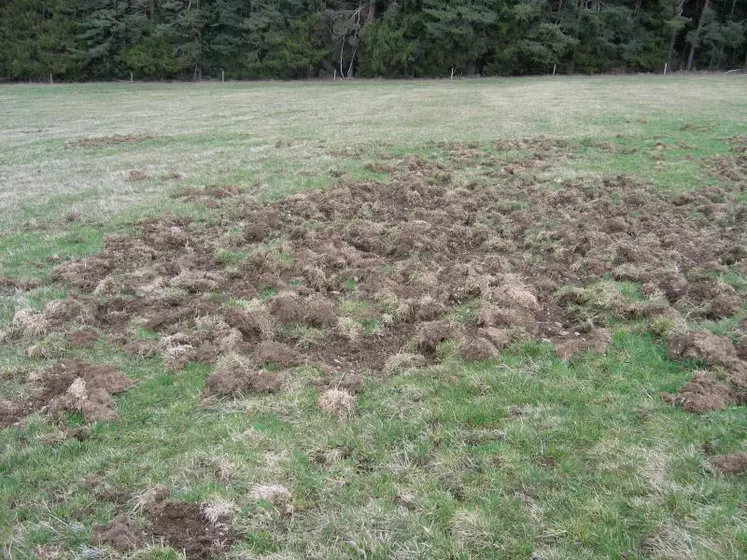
4;141;746;416
0;360;134;427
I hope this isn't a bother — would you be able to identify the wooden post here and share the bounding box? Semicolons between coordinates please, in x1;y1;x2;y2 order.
49;74;53;85
663;62;668;75
333;69;337;81
450;67;455;80
553;64;557;76
221;70;225;83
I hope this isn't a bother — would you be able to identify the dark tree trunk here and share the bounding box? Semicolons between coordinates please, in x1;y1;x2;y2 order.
687;0;710;71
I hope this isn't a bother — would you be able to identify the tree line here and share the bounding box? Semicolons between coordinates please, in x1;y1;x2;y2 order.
1;0;745;82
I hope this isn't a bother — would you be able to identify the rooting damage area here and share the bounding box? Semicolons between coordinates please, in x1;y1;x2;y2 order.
2;141;747;427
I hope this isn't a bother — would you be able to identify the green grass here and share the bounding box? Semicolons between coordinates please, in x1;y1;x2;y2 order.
1;76;747;559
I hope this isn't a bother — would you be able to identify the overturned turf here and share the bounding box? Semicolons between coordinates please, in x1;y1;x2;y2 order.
5;145;747;411
92;487;235;559
0;360;134;427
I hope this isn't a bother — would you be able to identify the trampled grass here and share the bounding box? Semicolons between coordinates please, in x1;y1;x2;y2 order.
1;75;746;559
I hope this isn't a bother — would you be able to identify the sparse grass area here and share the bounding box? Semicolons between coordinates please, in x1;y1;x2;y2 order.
2;76;747;559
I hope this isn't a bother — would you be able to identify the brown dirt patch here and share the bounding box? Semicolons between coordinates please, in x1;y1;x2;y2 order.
0;360;134;428
668;332;739;369
704;137;747;185
254;340;299;367
66;135;152;149
661;370;746;413
706;154;747;184
17;146;747;407
708;452;747;475
145;499;234;559
94;488;236;558
94;515;145;551
416;321;453;353
664;331;747;411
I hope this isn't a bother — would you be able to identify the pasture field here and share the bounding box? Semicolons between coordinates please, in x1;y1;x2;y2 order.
1;75;747;560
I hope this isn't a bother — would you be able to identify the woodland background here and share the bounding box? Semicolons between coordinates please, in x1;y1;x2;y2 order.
0;0;745;81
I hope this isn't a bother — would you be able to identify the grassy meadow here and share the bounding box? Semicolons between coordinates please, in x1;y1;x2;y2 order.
1;75;747;560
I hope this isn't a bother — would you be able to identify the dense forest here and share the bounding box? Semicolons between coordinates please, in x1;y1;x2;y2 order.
1;0;745;81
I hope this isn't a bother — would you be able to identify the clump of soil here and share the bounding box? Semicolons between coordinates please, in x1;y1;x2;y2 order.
254;340;299;367
111;486;236;559
0;360;134;427
555;329;612;361
416;321;452;353
66;135;152;149
205;353;285;396
668;331;738;366
459;337;499;361
708;452;747;475
705;153;747;184
94;515;145;551
663;331;747;412
305;298;337;327
270;294;305;324
661;370;745;413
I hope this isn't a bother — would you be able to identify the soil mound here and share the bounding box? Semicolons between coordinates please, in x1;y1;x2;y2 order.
0;360;133;427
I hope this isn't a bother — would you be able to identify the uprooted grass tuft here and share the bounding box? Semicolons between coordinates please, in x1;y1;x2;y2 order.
317;388;356;420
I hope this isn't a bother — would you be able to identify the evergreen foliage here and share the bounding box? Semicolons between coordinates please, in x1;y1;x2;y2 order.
1;0;745;80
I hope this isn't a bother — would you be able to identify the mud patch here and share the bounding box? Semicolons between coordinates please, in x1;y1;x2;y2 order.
145;499;234;559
